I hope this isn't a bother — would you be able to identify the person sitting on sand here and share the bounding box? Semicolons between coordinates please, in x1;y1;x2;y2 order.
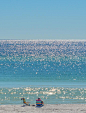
36;98;44;106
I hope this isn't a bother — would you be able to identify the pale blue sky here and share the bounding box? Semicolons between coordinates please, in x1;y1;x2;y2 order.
0;0;86;40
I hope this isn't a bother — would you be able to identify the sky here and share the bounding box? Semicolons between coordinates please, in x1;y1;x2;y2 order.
0;0;86;40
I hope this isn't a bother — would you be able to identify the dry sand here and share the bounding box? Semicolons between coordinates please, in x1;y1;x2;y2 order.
0;104;86;113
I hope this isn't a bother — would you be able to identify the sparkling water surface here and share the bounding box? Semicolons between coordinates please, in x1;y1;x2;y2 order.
0;40;86;104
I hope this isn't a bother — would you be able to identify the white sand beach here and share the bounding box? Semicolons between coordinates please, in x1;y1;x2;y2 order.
0;104;86;113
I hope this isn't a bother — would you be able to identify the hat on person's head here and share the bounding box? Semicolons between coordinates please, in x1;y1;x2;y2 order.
38;98;40;99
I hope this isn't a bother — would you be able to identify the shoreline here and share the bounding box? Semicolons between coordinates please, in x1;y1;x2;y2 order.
0;104;86;113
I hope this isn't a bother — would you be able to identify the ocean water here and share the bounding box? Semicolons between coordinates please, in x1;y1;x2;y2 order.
0;40;86;105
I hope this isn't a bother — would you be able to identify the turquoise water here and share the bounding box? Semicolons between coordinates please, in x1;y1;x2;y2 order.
0;40;86;104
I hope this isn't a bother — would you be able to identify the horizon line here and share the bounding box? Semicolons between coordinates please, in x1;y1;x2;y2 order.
0;39;86;41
